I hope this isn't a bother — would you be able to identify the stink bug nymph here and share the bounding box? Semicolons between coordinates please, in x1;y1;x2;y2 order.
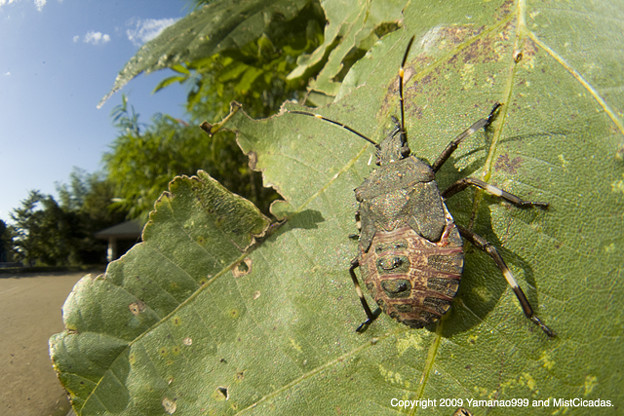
292;36;555;337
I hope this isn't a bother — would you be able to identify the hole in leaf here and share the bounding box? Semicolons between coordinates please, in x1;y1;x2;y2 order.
232;257;252;277
217;386;229;400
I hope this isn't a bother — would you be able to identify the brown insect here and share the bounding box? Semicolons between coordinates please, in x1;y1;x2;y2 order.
292;36;555;337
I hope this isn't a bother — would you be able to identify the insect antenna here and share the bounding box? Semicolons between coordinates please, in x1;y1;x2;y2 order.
290;35;417;150
290;110;380;149
399;35;416;141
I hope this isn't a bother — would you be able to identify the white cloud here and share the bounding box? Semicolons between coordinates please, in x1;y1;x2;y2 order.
3;71;11;76
0;0;51;11
0;0;19;9
126;17;178;46
72;35;79;43
81;31;111;45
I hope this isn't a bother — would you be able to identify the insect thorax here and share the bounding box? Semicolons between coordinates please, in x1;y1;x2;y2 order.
355;156;449;251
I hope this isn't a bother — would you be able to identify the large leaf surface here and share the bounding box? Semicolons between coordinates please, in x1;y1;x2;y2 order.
49;172;272;414
52;1;623;415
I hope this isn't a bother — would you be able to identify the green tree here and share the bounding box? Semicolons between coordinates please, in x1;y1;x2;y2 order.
0;219;14;262
56;168;129;263
56;167;126;226
10;170;128;266
10;191;74;266
177;0;325;121
104;99;274;219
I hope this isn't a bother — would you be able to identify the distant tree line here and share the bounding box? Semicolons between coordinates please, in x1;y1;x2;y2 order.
5;172;128;266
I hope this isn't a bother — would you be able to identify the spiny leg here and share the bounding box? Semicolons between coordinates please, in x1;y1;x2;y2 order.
432;103;502;173
349;257;380;332
442;177;549;208
457;225;555;337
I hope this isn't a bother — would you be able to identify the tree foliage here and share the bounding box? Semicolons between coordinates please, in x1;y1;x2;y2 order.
103;98;275;219
9;170;126;266
0;219;14;262
168;0;325;120
11;190;78;266
98;0;324;111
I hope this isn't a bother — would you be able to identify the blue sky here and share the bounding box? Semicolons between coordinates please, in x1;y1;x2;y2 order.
0;0;195;221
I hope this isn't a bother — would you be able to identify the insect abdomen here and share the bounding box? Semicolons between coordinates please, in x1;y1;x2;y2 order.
359;225;463;328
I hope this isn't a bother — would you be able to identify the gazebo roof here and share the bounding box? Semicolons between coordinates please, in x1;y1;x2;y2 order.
95;220;142;239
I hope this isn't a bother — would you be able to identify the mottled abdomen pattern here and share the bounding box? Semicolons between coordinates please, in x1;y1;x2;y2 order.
359;224;464;328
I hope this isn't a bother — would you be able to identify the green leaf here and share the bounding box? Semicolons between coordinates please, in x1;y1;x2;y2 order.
98;0;310;107
170;64;190;75
52;1;623;415
288;0;405;98
50;171;271;413
152;75;189;93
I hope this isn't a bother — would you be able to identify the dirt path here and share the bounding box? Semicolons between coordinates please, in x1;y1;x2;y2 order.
0;271;97;416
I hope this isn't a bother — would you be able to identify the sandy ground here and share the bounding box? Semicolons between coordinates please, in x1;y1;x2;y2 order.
0;271;97;416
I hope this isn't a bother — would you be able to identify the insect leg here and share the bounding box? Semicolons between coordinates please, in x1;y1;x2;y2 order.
349;257;379;332
431;103;502;173
456;225;555;337
442;177;549;208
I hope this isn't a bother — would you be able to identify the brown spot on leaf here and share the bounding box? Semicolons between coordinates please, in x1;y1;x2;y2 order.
461;35;499;65
495;153;523;174
494;0;515;21
519;37;539;67
162;397;177;414
616;143;624;161
128;301;146;316
438;24;484;48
